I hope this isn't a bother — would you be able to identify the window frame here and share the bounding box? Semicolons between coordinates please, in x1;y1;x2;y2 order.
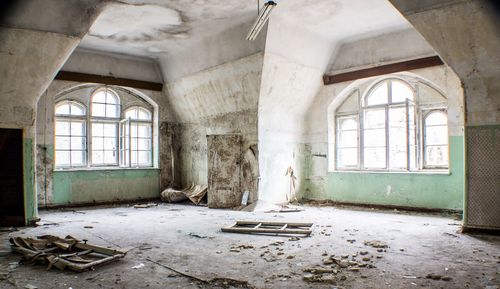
54;100;87;168
422;109;449;170
334;78;449;172
120;106;153;168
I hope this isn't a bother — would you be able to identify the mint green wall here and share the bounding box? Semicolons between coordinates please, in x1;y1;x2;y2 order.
303;136;464;210
23;137;37;224
52;169;160;205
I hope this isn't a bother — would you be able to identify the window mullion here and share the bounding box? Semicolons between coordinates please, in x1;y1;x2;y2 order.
406;100;410;171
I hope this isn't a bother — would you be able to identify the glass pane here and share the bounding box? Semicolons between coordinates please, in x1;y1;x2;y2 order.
338;148;357;167
55;151;70;166
55;103;70;115
71;137;86;150
70;121;85;136
426;112;447;126
70;103;85;116
426;145;448;166
366;82;388;106
409;145;417;169
131;151;138;165
125;109;137;119
104;137;117;150
103;123;117;137
92;103;106;117
138;124;150;137
138;138;151;150
92;91;106;103
364;147;386;168
364;109;385;129
92;151;104;164
138;108;151;120
55;121;70;136
364;129;386;147
106;91;118;104
426;126;448;145
106;104;119;118
339;130;357;147
389;145;407;169
131;138;138;150
92;123;104;137
56;136;70;150
340;118;357;130
138;151;151;165
131;124;138;137
92;137;103;150
104;151;116;164
391;81;413;103
389;107;406;128
71;151;85;166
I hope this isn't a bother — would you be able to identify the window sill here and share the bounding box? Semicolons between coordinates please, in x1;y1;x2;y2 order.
54;166;159;172
330;170;451;176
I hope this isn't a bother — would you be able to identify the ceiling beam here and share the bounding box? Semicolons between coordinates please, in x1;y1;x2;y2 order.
54;71;163;91
323;56;444;85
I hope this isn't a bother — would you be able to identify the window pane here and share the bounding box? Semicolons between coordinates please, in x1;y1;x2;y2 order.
55;103;70;115
389;145;407;169
55;120;70;136
338;148;357;167
364;109;385;129
138;124;150;137
426;145;448;166
106;104;119;118
389;107;406;128
426;126;448;145
364;147;386;168
71;137;86;150
138;151;151;165
92;151;104;164
391;81;413;103
70;121;85;136
71;151;85;166
104;137;117;150
93;137;103;150
55;151;70;166
340;118;357;130
56;136;70;150
131;124;138;138
103;123;117;137
138;109;151;120
125;109;137;119
106;91;118;104
138;138;151;150
131;151;138;165
366;82;388;106
426;112;447;126
70;103;85;116
92;103;106;117
104;151;116;164
364;128;386;147
93;91;106;103
339;130;357;147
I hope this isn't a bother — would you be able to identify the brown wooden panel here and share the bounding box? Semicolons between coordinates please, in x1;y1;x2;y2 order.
323;56;444;85
55;71;163;91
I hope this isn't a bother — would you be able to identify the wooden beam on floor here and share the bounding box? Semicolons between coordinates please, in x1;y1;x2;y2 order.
54;71;163;91
323;56;444;85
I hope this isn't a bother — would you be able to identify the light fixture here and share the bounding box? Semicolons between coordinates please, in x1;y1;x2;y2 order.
246;0;277;41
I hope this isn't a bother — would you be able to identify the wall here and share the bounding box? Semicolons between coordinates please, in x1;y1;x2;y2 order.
163;53;262;203
301;64;465;210
35;80;167;207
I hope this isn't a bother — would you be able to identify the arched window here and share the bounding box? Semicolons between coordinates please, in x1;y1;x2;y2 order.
54;101;87;167
54;86;155;169
91;88;120;166
335;78;448;171
120;107;153;167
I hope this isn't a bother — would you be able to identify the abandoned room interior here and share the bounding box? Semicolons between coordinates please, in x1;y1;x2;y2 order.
0;0;499;288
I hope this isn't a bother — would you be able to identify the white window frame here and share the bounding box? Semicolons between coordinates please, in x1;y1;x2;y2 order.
120;106;153;168
54;100;87;168
334;78;449;172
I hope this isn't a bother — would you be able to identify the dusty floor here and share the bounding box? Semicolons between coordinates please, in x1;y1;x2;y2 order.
0;204;499;289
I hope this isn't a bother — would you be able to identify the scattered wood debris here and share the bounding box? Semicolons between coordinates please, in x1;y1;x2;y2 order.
264;204;303;213
133;203;158;209
364;240;389;248
10;235;126;272
426;273;451;281
221;221;313;236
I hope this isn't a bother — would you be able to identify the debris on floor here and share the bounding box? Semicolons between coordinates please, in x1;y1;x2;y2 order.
264;204;303;213
363;240;389;248
133;203;158;209
221;221;313;236
10;235;126;272
160;184;208;205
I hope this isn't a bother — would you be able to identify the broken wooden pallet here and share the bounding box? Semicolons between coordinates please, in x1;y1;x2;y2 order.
221;221;313;236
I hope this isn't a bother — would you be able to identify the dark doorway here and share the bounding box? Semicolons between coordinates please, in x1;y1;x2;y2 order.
0;128;25;226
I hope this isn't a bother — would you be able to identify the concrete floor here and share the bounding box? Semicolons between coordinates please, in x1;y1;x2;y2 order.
0;204;499;289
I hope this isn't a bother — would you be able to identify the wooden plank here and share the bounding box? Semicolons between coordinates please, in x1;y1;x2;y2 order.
235;221;313;227
55;71;163;91
221;227;312;235
280;224;288;230
254;223;262;229
323;56;444;85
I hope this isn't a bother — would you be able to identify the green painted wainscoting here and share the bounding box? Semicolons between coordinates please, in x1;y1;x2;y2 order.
52;169;160;206
322;136;464;210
